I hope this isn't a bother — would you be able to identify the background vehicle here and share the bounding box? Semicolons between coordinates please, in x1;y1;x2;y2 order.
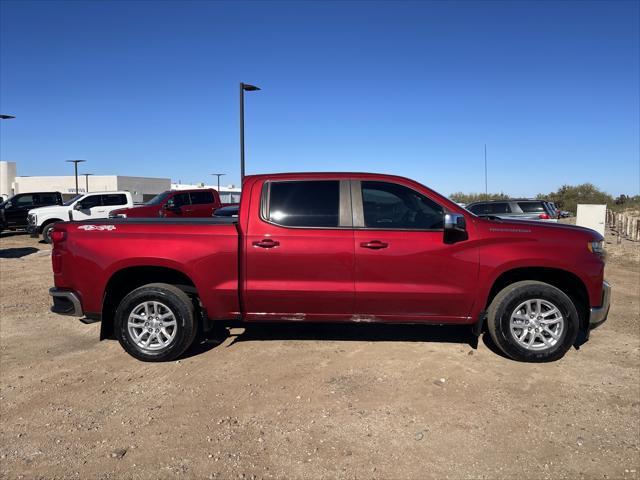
109;189;229;218
466;199;559;221
213;205;239;217
0;192;62;232
49;173;609;363
28;191;133;243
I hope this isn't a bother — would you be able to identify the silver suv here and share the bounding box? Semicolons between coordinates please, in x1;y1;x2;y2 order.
466;199;558;222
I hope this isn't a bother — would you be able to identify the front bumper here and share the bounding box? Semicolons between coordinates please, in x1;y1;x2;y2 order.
27;215;38;237
589;281;611;329
49;288;83;317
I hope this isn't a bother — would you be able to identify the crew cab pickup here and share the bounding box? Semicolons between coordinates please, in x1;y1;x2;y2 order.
48;173;610;363
109;188;228;219
28;191;133;243
1;192;63;232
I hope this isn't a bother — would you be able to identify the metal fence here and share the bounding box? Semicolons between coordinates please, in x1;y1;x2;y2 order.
607;210;640;242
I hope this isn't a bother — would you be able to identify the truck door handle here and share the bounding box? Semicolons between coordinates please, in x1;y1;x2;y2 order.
360;240;388;250
253;239;280;249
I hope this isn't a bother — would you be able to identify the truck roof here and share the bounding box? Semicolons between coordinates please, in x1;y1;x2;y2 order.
245;172;420;182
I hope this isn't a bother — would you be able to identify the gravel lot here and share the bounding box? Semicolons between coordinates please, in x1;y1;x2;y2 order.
1;229;638;480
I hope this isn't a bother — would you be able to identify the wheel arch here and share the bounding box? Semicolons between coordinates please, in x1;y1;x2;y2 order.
485;267;590;331
40;218;64;232
100;265;199;340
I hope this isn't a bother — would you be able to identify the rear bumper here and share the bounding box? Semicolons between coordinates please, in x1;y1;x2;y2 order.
589;281;611;329
49;288;83;317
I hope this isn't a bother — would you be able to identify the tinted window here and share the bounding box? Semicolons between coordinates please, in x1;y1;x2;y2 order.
102;194;128;206
79;195;102;209
172;192;191;207
268;181;339;227
37;193;59;205
190;191;214;205
146;191;171;205
518;201;545;213
13;194;35;206
361;181;444;229
469;202;511;215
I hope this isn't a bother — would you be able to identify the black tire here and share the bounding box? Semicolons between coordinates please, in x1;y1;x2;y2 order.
42;222;58;244
114;283;197;362
487;280;579;362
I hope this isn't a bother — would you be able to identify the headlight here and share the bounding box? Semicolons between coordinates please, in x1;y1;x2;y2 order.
588;240;605;256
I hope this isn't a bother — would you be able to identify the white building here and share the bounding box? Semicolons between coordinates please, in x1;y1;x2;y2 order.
171;182;242;203
1;161;170;203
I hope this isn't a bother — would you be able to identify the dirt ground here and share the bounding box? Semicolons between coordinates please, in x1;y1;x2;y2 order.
0;228;638;480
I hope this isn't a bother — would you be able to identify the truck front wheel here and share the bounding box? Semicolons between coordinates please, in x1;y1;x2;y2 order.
42;222;59;244
114;283;197;362
487;280;579;362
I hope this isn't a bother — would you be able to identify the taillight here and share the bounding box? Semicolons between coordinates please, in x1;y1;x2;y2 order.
52;252;62;273
538;213;550;219
51;230;67;243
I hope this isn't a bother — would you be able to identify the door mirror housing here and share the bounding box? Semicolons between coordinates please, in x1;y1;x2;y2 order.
443;213;468;244
164;198;180;211
73;202;84;211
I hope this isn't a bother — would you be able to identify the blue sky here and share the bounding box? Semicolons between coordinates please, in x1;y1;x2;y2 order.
1;0;638;196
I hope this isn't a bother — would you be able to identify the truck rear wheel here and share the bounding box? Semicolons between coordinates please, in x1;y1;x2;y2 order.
114;283;197;362
487;280;579;362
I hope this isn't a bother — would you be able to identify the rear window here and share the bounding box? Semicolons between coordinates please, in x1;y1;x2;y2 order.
37;193;59;205
517;201;545;213
267;181;340;227
102;194;128;206
190;191;214;205
469;202;511;215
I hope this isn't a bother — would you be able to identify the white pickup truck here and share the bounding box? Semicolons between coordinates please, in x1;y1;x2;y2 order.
28;191;133;243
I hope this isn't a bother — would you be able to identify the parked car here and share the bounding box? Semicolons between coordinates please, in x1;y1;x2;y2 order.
0;192;63;232
466;199;559;222
28;191;133;243
213;205;239;217
48;172;609;363
109;189;229;219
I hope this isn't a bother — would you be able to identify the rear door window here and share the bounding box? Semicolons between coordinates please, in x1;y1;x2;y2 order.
189;191;214;205
490;202;511;214
469;202;511;215
267;181;340;227
102;194;128;206
517;201;545;213
37;193;59;205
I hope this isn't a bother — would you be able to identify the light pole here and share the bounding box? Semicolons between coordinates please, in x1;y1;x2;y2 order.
82;173;93;193
211;173;225;192
240;82;260;182
66;160;86;194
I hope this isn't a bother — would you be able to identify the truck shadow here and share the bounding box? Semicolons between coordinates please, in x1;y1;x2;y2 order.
0;247;39;258
183;323;490;359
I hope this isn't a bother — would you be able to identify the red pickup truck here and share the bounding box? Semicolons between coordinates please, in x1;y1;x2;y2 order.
109;188;228;218
48;172;610;363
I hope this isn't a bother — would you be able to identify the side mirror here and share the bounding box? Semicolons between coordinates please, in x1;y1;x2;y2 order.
164;199;179;211
443;213;468;244
73;203;83;211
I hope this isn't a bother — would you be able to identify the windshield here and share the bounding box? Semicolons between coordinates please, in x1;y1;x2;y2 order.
62;194;83;206
145;191;171;205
